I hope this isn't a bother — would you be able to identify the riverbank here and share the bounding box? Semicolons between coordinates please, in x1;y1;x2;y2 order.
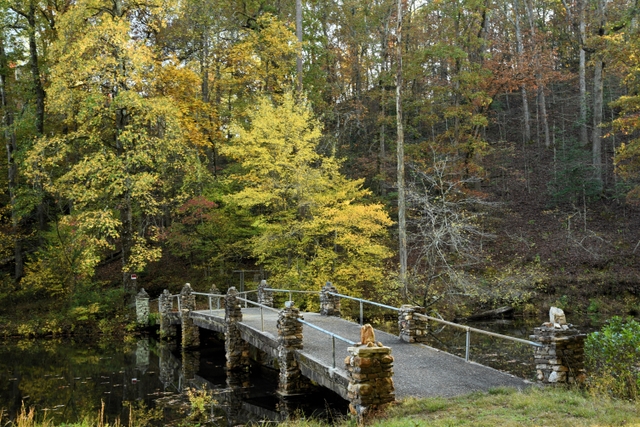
283;387;639;427
3;386;639;426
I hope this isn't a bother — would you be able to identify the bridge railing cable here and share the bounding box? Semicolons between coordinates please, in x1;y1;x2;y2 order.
192;291;226;311
264;288;319;307
326;291;399;326
413;312;542;362
284;289;542;365
296;318;356;369
236;296;280;333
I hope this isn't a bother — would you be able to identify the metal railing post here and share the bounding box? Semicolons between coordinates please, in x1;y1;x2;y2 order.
465;328;471;362
332;335;336;368
177;295;181;312
217;297;220;309
261;306;264;331
359;300;363;325
208;295;212;312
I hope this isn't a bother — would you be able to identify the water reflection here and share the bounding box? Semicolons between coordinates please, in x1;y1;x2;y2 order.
0;335;347;426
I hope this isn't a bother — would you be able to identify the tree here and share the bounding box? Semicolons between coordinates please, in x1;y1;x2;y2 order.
221;93;393;295
406;144;495;306
396;0;407;297
25;0;198;302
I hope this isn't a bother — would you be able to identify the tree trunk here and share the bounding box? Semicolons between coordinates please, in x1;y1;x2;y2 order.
525;0;550;148
26;2;44;135
592;58;604;185
396;0;407;297
120;194;135;302
578;0;588;146
592;0;606;186
512;0;531;142
0;36;22;283
296;0;303;93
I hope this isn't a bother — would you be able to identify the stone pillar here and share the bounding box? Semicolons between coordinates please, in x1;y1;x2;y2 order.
225;369;251;424
158;341;180;390
209;283;221;310
398;305;429;343
345;345;395;418
225;287;250;371
180;283;200;349
320;281;341;316
182;350;200;383
135;288;150;327
159;289;177;340
257;279;274;307
531;324;586;384
276;302;306;396
135;338;150;372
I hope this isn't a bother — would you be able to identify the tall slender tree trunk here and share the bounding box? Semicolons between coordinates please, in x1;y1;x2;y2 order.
592;58;604;185
396;0;407;297
1;37;22;283
525;0;550;148
592;0;606;186
296;0;303;93
27;2;44;135
578;0;588;146
512;0;531;142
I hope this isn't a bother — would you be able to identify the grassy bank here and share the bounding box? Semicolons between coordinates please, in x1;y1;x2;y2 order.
4;386;639;426
281;387;640;427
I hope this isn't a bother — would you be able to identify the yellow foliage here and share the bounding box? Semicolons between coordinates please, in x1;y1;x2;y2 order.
221;94;393;296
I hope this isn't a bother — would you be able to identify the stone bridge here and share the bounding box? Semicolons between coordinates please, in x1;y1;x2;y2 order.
136;281;586;415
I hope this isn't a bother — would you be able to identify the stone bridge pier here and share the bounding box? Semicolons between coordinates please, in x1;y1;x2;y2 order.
276;302;307;396
225;287;251;371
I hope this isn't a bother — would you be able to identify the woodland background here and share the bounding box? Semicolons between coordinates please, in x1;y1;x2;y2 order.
1;0;640;333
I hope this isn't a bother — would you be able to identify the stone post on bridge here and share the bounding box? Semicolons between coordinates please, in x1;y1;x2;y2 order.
257;279;273;307
135;288;150;327
398;305;429;343
530;307;586;384
345;344;395;418
209;283;221;310
180;283;200;349
159;289;177;339
276;301;307;396
225;287;250;371
320;281;341;316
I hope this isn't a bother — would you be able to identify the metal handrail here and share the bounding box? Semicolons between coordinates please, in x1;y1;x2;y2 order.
414;312;542;353
264;288;319;302
236;296;280;333
326;291;399;326
192;291;225;311
296;318;355;369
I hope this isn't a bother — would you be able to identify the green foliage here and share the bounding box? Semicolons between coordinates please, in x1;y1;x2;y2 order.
547;139;601;206
185;387;216;423
585;316;640;400
19;221;101;300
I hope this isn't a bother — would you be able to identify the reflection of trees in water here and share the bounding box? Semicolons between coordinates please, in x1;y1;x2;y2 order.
0;336;347;426
0;337;169;425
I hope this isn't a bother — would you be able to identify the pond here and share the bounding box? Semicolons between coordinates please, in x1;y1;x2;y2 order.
0;333;348;426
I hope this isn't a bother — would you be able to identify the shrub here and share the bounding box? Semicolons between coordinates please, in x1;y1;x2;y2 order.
585;316;640;400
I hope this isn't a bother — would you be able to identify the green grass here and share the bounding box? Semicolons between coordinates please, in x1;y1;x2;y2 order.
283;387;640;427
4;387;640;426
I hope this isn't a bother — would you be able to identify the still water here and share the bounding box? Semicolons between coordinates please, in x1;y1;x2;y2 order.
0;316;597;425
0;333;348;425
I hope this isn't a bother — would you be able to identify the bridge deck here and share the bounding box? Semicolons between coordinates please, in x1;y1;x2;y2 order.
191;308;530;399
